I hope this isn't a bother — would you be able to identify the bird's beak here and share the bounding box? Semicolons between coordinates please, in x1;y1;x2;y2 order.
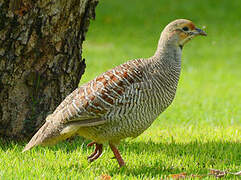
194;27;207;36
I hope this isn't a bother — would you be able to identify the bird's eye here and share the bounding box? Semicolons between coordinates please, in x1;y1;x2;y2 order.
182;27;189;31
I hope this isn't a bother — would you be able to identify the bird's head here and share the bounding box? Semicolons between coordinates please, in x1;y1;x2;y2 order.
161;19;207;49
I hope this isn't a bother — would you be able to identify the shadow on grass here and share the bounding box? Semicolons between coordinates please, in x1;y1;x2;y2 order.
0;136;86;152
1;137;240;177
111;140;241;176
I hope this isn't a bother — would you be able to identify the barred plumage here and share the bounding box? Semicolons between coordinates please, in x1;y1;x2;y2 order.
23;19;206;167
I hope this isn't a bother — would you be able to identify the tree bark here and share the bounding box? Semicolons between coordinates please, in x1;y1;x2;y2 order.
0;0;98;139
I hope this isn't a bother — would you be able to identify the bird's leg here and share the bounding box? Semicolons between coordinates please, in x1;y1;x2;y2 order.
88;144;103;162
87;142;98;159
87;142;103;162
109;143;125;167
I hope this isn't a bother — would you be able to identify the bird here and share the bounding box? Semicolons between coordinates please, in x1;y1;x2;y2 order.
22;19;206;167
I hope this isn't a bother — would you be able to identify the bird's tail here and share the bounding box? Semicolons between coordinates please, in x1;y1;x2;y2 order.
22;121;59;152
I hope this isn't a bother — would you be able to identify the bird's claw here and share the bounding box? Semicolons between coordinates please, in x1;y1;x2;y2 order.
87;142;103;162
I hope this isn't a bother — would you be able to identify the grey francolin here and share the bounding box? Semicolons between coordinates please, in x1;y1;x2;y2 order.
23;19;206;167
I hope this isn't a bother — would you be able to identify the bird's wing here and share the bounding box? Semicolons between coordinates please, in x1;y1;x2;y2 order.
50;59;145;126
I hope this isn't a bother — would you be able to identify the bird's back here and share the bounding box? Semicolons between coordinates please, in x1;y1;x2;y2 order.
53;56;181;143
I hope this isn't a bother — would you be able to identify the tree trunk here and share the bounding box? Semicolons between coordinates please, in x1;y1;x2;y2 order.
0;0;98;139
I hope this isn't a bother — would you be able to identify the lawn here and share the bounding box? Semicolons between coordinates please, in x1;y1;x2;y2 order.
1;0;241;179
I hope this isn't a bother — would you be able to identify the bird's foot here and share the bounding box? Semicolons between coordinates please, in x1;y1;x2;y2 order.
87;141;103;162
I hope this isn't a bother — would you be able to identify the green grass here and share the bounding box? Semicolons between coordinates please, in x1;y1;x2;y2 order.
1;0;241;179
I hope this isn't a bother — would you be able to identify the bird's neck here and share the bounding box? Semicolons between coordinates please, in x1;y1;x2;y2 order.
153;33;182;67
